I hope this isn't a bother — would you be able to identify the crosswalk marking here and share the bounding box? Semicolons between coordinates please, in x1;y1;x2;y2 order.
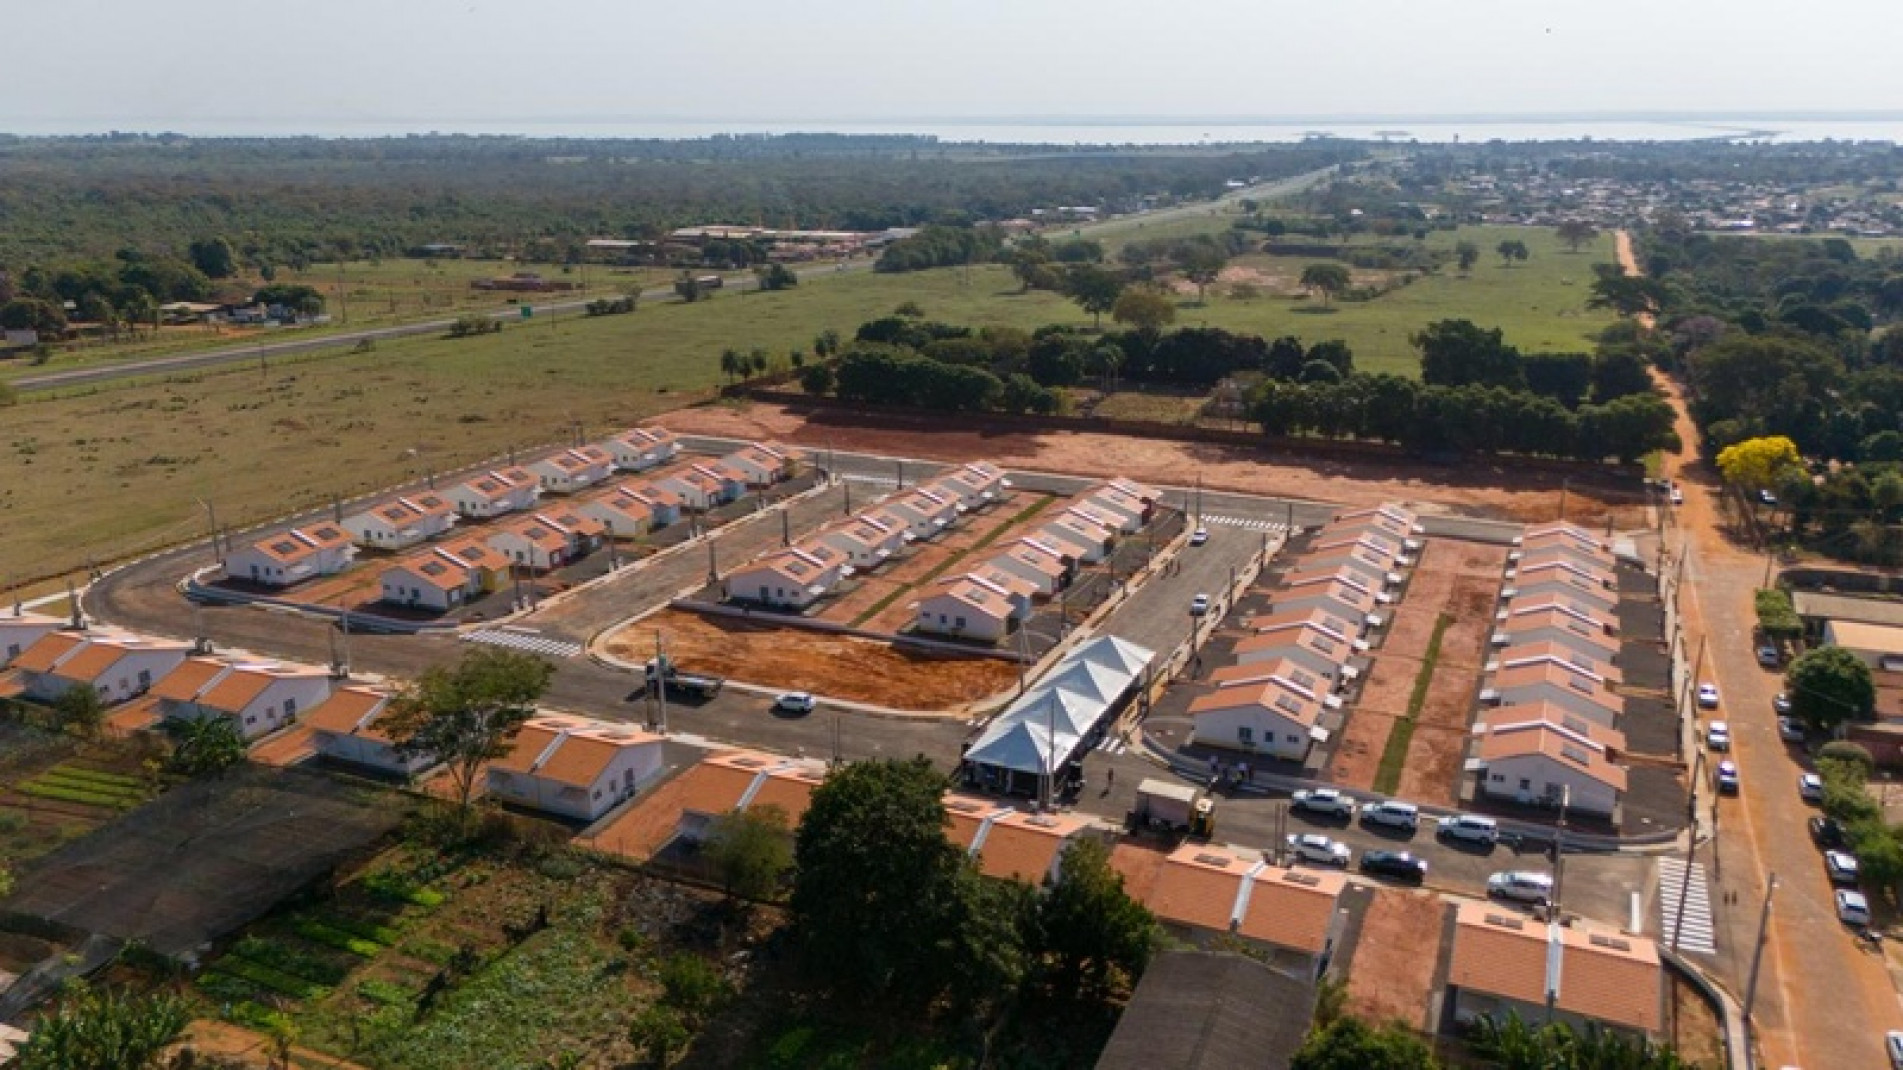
1095;737;1127;755
1199;514;1288;533
463;628;583;659
844;474;899;487
1657;857;1717;955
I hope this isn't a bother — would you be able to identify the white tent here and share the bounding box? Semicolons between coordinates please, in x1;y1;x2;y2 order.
965;635;1155;792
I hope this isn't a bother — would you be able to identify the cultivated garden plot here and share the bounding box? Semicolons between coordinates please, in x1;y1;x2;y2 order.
0;725;160;869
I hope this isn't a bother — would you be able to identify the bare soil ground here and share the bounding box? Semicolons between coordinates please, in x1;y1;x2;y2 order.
664;401;1640;528
1325;706;1398;790
1343;888;1447;1030
1394;542;1508;805
823;493;1053;634
176;1020;372;1070
1666;971;1726;1068
607;608;1021;711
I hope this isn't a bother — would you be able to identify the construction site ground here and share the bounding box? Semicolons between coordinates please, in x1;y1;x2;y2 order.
1341;886;1447;1031
604;608;1021;711
813;490;1057;633
661;400;1644;528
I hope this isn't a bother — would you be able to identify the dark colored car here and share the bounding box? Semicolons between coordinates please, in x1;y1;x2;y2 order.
1811;815;1848;850
1359;849;1428;884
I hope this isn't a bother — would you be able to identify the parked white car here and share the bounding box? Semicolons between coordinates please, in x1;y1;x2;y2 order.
1706;721;1730;751
1361;800;1420;831
1291;788;1356;818
1487;870;1554;904
1438;814;1500;846
1697;683;1720;709
1837;889;1872;927
1826;850;1861;885
1799;773;1825;802
1287;833;1352;867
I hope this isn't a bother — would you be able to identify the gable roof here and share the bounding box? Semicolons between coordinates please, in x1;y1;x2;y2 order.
1449;900;1660;1034
975;810;1089;883
1148;844;1250;932
249;524;353;564
1096;950;1313;1070
1236;864;1347;953
36;633;189;683
304;686;398;743
10;630;90;673
1476;719;1628;791
490;715;662;787
1494;661;1621;712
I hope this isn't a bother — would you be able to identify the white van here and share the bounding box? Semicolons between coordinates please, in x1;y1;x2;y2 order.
1488;870;1554;904
1438;813;1499;846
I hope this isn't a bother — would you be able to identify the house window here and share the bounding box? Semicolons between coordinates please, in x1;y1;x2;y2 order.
955;616;967;630
1238;726;1254;743
1287;734;1301;744
759;585;770;601
1491;773;1505;783
246;715;256;725
137;669;152;688
1518;778;1532;790
5;643;17;659
284;697;297;716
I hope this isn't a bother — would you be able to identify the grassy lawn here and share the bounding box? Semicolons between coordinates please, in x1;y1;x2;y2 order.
1090;390;1209;424
5;222;1604;586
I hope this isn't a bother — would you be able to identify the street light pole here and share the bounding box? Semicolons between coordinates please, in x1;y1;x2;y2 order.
1743;875;1778;1020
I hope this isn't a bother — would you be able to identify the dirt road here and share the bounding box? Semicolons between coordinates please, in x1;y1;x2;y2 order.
662;402;1641;528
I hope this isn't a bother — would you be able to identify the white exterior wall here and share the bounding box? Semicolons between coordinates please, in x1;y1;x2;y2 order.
726;566;822;608
486;532;564;571
1188;706;1312;760
0;620;61;667
378;567;463;612
313;729;432;775
341;511;452;551
486;744;664;821
1480;755;1619;816
989;555;1059;597
94;648;190;703
914;594;1010;641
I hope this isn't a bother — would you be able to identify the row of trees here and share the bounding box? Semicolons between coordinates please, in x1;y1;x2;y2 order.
1292;1011;1690;1070
1250;374;1679;462
1413;319;1655;409
874;225;1003;273
826;343;1058;414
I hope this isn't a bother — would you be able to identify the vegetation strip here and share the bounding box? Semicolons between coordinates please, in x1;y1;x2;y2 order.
1373;612;1453;795
845;495;1055;627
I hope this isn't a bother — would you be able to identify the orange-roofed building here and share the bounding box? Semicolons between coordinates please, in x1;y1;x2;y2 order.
224;524;357;587
1235;864;1348;962
970;809;1094;884
484;715;666;821
603;426;679;472
528;445;616;495
1445;900;1662;1041
153;656;336;741
450;466;541;519
341;494;458;551
305;686;432;775
0;613;65;668
16;629;192;706
1142;843;1346;977
1474;702;1629;818
722;441;803;486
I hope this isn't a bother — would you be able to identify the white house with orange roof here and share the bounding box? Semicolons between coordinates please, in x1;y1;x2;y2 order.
13;629;191;705
1039;515;1112;563
573;491;654;539
224;524;358;587
915;573;1026;641
603;481;683;528
992;537;1075;595
152;656;336;741
1494;641;1621;686
1473;702;1628;817
724;546;843;609
0;613;64;667
530;508;608;558
1485;660;1623;728
1104;477;1162;506
1141;843;1347;979
1085;484;1153;530
449;467;540;519
1496;596;1618;639
1233;618;1360;683
484;715;666;821
305;686;433;775
1310;528;1412;566
341;494;458;551
379;539;509;612
1445;900;1662;1041
1495;607;1621;662
527;446;616;495
722;441;802;486
1063;499;1136;537
961;808;1097;884
885;486;962;540
485;515;578;571
1266;574;1382;624
1188;660;1334;760
652;466;728;512
1280;559;1398;601
933;461;1009;510
603;427;679;472
1503;571;1616;614
818;516;904;569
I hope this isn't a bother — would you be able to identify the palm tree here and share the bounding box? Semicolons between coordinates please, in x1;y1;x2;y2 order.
718;348;741;383
15;984;190;1070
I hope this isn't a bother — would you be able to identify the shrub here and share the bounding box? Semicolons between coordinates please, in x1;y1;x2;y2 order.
231;935;350;985
1754;589;1803;640
315;915;403;947
1819;741;1876;776
197;972;258;1004
45;765;143;789
16;782;135;808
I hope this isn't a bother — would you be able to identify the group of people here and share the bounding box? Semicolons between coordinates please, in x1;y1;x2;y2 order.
1207;754;1251;789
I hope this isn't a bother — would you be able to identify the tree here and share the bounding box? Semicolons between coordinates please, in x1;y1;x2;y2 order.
813;328;841;357
658;953;731;1027
1587;264;1670;319
1786;645;1876;731
628;1005;690;1067
790;757;973;1005
1496;239;1530;268
253;283;324;315
1291;1016;1439;1070
54;685;107;740
1522;351;1594;408
1590;348;1654;404
0;297;67;333
384;646;556;818
754;263;798;291
188;236;237;278
1176;243;1228;304
163;714;247;778
1031;837;1158;999
1455;240;1480;273
703;803;792;901
1064;265;1125;328
14;983;190;1070
1414;319;1524;390
1716;436;1802;493
718;348;744;384
1111;288;1176;331
1299;263;1352;308
1468;1011;1563;1070
798;362;835;395
1555;220;1600;253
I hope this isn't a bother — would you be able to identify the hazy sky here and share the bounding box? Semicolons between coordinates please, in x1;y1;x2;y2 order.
6;0;1900;134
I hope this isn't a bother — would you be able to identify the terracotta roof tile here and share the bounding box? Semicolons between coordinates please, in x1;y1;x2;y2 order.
1448;901;1552;1008
9;632;86;673
303;687;395;742
977;811;1088;883
149;657;228;701
748;766;824;825
1556;925;1661;1032
1147;844;1249;932
1236;866;1346;954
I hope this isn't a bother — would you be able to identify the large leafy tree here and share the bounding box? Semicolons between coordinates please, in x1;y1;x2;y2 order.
1063;265;1125;328
1291;1016;1439;1070
1715;435;1802;492
1031;837;1158;999
1175;242;1228;304
1413;319;1524;390
163;714;248;778
789;757;971;1006
704;803;793;901
1786;645;1876;731
15;983;191;1070
384;646;555;816
1300;263;1352;308
1555;220;1600;253
1111;288;1176;331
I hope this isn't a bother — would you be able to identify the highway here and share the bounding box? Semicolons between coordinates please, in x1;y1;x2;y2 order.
14;164;1343;395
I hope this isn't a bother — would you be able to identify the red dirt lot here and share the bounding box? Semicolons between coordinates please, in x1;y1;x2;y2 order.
605;608;1021;711
1344;888;1448;1030
660;400;1641;527
1396;541;1508;805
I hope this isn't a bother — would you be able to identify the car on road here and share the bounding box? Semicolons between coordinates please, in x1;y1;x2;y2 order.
1487;870;1555;904
1189;593;1210;617
1759;488;1778;506
1189;527;1209;546
1291;788;1356;818
1670;485;1684;505
1811;815;1848;849
1887;1029;1903;1070
1361;800;1420;831
1359;850;1428;883
1286;833;1352;867
1825;850;1861;885
1697;683;1720;709
1773;691;1793;715
1438;814;1500;846
1777;715;1804;742
1716;760;1740;794
773;692;817;715
1838;888;1873;927
1757;644;1781;668
1799;773;1825;802
1706;721;1730;751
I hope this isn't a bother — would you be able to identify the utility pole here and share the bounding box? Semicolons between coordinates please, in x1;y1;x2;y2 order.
1668;759;1701;952
337;609;353;677
199;499;222;561
1743;875;1778;1020
896;460;905;490
1550;785;1570;921
654;631;670;735
781;509;791;547
1558;479;1569;522
605;521;619;570
843;477;852;515
707;536;719;586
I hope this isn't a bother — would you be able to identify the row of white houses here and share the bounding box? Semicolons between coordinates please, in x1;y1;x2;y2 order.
912;477;1161;643
720;461;1011;611
1187;504;1422;763
1468;522;1630;821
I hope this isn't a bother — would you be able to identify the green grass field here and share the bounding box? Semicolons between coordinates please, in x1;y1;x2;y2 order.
2;222;1607;585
